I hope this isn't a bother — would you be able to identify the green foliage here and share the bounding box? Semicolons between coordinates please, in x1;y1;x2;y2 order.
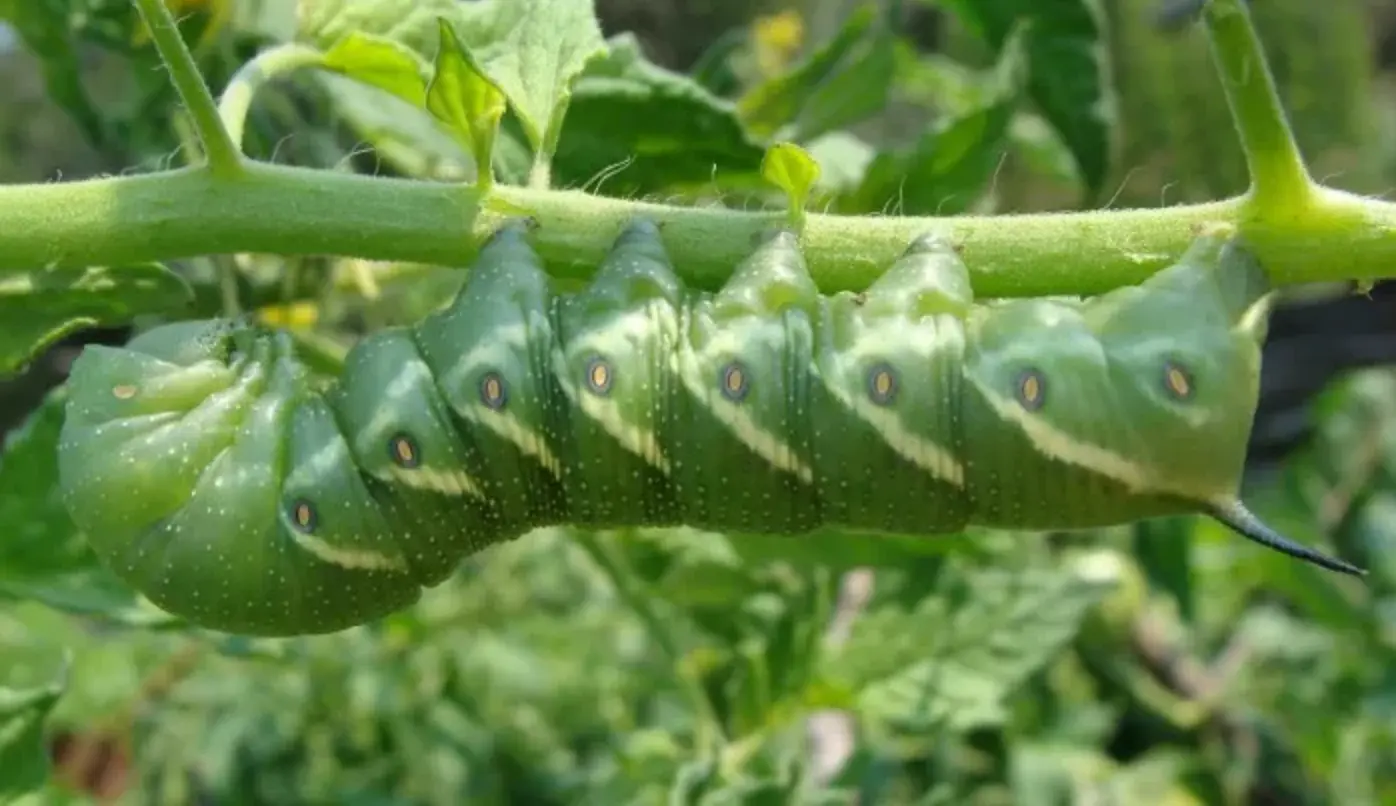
426;20;507;188
937;0;1114;198
0;660;68;803
848;25;1028;215
0;0;1392;803
0;265;192;375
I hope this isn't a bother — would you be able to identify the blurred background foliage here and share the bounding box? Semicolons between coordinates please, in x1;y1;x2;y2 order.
1;0;1396;803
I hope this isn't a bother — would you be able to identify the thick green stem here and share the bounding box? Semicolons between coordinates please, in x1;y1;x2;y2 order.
0;162;1392;298
1203;0;1312;210
133;0;243;177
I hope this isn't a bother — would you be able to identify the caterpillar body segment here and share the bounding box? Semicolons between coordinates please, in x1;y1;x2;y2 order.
56;219;1363;636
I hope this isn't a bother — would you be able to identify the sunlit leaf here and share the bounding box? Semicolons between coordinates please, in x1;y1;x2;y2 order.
447;0;607;160
297;0;462;54
762;142;820;225
322;31;429;106
426;19;507;184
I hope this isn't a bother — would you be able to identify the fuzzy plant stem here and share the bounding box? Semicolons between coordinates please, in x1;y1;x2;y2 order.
1;164;1393;297
1202;0;1313;209
132;0;243;177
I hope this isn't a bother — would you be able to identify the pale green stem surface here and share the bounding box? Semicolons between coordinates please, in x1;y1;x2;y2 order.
133;0;243;177
2;163;1394;297
1203;0;1313;210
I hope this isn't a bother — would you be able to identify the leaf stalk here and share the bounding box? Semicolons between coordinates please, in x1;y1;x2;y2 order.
1202;0;1313;211
133;0;244;178
218;44;328;148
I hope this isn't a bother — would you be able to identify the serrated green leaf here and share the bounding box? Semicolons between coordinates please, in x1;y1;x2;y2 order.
322;30;429;106
848;26;1027;215
0;264;192;376
829;563;1111;735
448;0;607;163
737;5;895;142
550;33;766;196
299;0;606;180
939;0;1115;198
0;658;67;804
426;19;508;188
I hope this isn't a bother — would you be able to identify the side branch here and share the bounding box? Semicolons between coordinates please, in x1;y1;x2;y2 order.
133;0;244;177
0;163;1393;298
1203;0;1313;208
218;44;327;148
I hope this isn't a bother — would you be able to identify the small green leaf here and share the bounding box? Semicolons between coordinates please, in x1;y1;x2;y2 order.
848;27;1028;215
319;73;506;183
0;264;192;376
737;5;895;142
298;0;606;185
322;31;429;106
0;657;67;803
762;142;820;228
427;19;508;189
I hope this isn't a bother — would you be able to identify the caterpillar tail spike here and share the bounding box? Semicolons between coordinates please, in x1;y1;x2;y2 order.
1206;499;1366;576
57;217;1365;637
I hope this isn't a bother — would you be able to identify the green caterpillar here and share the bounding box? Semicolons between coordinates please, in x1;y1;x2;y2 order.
55;219;1364;636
